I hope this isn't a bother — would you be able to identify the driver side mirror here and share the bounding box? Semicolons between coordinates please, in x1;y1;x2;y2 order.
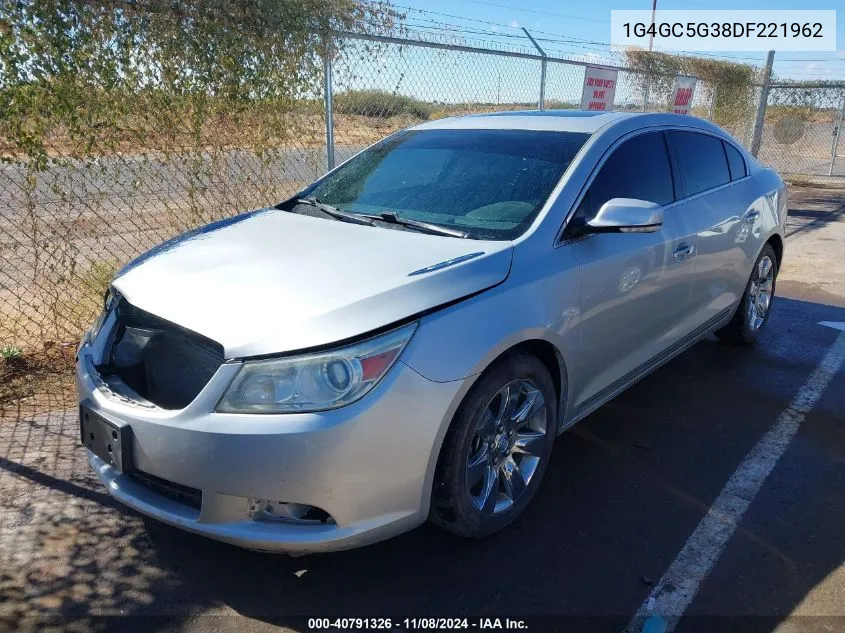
586;198;664;234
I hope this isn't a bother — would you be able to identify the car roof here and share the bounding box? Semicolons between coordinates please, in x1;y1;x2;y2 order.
409;110;720;136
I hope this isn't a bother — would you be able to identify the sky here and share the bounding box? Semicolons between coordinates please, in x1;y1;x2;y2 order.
391;0;845;81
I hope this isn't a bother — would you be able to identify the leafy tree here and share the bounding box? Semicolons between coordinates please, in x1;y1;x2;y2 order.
0;0;402;164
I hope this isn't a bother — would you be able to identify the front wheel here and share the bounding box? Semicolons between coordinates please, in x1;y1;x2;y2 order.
430;352;557;538
716;243;778;345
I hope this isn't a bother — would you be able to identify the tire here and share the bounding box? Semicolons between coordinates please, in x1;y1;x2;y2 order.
430;351;557;538
716;243;778;345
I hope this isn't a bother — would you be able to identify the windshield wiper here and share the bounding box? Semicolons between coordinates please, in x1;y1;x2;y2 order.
362;212;473;239
293;197;375;227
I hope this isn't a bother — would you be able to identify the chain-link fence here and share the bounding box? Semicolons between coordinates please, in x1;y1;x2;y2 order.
0;107;328;347
326;32;775;164
327;32;759;157
0;26;842;414
756;83;845;177
0;3;342;413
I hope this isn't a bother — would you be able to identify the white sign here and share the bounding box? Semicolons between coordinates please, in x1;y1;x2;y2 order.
671;76;697;115
580;67;618;112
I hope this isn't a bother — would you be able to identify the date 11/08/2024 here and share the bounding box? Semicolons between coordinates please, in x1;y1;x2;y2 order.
307;618;529;630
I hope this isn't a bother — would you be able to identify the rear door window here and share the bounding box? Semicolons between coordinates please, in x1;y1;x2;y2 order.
723;141;747;181
572;131;674;225
669;131;731;196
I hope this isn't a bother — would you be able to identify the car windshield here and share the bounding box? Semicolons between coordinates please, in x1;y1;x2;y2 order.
302;128;590;240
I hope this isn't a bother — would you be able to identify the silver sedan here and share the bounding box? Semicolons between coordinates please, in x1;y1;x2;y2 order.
76;110;786;553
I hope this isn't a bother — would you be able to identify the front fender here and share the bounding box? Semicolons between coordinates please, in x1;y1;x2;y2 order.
402;279;576;383
400;244;582;426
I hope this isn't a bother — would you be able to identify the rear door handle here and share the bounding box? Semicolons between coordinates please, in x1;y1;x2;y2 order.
745;210;761;222
673;243;695;261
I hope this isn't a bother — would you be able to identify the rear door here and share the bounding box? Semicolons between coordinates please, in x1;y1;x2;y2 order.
667;131;754;327
565;130;698;410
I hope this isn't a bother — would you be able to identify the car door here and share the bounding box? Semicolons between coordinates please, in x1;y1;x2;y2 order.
564;130;698;410
667;131;755;327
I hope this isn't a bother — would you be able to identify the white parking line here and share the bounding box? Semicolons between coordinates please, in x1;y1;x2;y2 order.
627;324;845;633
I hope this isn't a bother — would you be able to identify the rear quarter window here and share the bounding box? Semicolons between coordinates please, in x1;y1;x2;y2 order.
723;141;747;181
669;131;731;197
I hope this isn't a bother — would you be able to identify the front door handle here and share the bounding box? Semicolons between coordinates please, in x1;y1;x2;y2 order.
673;243;695;261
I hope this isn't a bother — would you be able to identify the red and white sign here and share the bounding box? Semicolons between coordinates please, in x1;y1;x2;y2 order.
671;76;697;115
580;67;618;112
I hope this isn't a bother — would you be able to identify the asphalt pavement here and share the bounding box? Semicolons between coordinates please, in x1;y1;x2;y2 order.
1;186;844;633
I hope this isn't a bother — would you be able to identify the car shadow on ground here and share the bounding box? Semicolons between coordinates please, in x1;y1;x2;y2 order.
2;297;844;633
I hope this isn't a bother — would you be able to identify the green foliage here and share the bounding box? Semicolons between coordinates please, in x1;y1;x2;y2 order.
79;259;119;301
1;344;23;360
0;0;404;346
0;0;402;165
623;49;757;133
335;89;432;119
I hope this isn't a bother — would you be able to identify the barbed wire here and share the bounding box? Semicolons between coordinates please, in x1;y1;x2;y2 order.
393;2;845;75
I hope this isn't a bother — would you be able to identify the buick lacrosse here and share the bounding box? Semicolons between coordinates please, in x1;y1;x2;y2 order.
77;111;786;553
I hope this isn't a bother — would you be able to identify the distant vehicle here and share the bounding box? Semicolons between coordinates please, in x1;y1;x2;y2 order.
77;110;786;554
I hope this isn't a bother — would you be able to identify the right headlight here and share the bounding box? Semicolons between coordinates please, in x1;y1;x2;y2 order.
216;323;418;414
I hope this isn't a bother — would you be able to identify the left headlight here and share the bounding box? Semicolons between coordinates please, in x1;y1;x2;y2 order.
216;322;418;414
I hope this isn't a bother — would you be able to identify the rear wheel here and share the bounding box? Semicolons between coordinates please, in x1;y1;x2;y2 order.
716;243;778;345
430;352;557;538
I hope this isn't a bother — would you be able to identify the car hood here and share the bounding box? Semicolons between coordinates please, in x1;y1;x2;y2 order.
112;208;513;358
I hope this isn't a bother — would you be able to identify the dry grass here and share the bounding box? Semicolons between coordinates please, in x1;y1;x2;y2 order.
1;103;579;160
785;175;845;189
1;111;425;160
765;105;840;125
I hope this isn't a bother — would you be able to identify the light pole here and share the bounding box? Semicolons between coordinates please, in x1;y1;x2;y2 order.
643;0;657;111
648;0;657;53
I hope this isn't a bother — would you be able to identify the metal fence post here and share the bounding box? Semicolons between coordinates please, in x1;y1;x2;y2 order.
323;37;336;171
522;28;547;110
750;50;775;158
829;91;845;176
539;58;547;110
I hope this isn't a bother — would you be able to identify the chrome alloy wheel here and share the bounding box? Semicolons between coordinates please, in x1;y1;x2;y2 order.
747;255;775;332
466;379;547;514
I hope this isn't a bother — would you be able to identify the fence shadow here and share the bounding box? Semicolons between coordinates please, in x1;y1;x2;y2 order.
0;408;185;633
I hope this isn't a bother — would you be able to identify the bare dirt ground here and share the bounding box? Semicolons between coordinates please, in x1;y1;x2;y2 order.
778;184;845;307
